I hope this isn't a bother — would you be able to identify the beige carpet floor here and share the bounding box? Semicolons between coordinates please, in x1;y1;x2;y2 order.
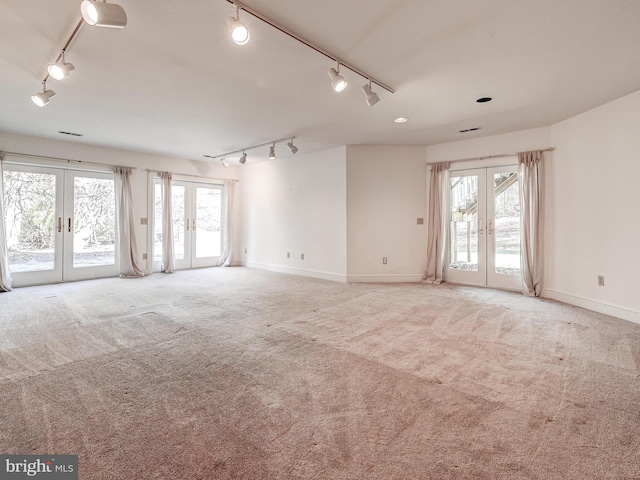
0;267;639;479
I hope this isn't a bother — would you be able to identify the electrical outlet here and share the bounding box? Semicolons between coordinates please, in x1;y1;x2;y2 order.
244;247;247;254
142;253;147;260
417;218;424;225
140;217;148;225
301;254;305;260
598;275;605;286
287;252;290;259
383;257;387;264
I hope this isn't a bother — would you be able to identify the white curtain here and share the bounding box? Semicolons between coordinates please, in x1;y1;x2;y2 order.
518;150;544;296
218;179;237;267
0;158;13;291
160;172;175;273
425;162;450;284
113;166;145;278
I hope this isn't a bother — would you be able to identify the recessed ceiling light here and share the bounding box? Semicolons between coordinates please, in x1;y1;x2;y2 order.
476;97;492;103
394;117;408;123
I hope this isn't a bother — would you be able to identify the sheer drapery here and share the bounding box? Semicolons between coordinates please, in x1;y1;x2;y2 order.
0;158;13;291
114;166;145;278
160;172;175;273
218;179;237;267
425;162;450;284
518;150;543;296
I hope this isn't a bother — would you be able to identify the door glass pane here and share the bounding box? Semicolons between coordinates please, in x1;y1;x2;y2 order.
173;186;185;260
153;183;163;262
3;170;56;272
73;176;115;267
195;187;221;258
450;175;478;271
493;172;521;276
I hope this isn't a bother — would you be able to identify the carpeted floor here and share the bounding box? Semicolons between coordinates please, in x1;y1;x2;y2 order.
1;267;639;479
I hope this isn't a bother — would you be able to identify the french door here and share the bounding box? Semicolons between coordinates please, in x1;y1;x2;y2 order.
446;165;521;289
153;180;223;270
3;164;118;287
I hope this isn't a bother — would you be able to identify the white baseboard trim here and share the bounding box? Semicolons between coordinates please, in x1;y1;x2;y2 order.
346;274;425;283
543;289;640;325
240;261;348;283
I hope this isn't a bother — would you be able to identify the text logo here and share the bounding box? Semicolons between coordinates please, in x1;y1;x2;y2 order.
0;455;77;479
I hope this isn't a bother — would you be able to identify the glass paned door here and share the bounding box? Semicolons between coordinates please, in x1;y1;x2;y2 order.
3;165;117;286
446;165;521;289
153;180;223;271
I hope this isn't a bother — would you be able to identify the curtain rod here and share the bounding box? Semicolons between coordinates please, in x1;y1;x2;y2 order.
427;147;554;165
146;169;238;183
0;151;136;170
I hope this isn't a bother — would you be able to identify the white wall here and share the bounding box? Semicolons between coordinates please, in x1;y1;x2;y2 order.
239;146;347;281
0;132;239;273
547;90;640;322
346;145;427;282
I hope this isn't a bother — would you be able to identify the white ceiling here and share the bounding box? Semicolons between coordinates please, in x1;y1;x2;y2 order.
1;0;639;164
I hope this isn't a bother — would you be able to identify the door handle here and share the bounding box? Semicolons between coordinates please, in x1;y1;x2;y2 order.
488;219;494;235
478;218;484;235
57;217;62;233
186;219;190;231
192;219;196;231
68;217;72;233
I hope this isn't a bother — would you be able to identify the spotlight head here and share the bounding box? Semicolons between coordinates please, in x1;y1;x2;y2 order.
30;84;56;107
362;82;380;107
268;144;276;160
239;151;247;164
328;67;347;92
227;16;250;45
81;0;127;28
287;141;299;154
47;60;75;81
221;158;230;168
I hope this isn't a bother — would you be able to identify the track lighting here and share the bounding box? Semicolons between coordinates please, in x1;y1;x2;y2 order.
228;5;250;45
287;141;298;154
239;151;247;164
81;0;127;28
268;144;276;160
221;158;230;168
362;80;380;107
328;62;347;92
47;51;75;81
31;81;56;107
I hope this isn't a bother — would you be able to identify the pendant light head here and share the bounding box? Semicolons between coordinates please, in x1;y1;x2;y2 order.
30;81;56;107
228;6;250;45
239;151;247;164
268;144;276;160
362;80;380;107
287;140;298;155
328;63;347;92
81;0;127;28
47;51;75;81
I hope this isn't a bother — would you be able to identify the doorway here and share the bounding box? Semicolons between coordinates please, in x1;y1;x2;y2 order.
152;180;223;271
3;164;118;287
446;165;521;289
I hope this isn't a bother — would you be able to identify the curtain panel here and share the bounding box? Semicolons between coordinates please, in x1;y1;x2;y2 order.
518;150;544;296
160;172;175;273
425;162;450;284
113;166;145;278
218;179;237;267
0;158;13;291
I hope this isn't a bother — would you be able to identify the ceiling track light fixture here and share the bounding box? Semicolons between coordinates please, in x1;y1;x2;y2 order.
224;0;394;98
47;50;75;80
204;136;298;165
228;4;250;45
328;62;348;93
81;0;127;28
31;81;56;107
361;80;380;107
